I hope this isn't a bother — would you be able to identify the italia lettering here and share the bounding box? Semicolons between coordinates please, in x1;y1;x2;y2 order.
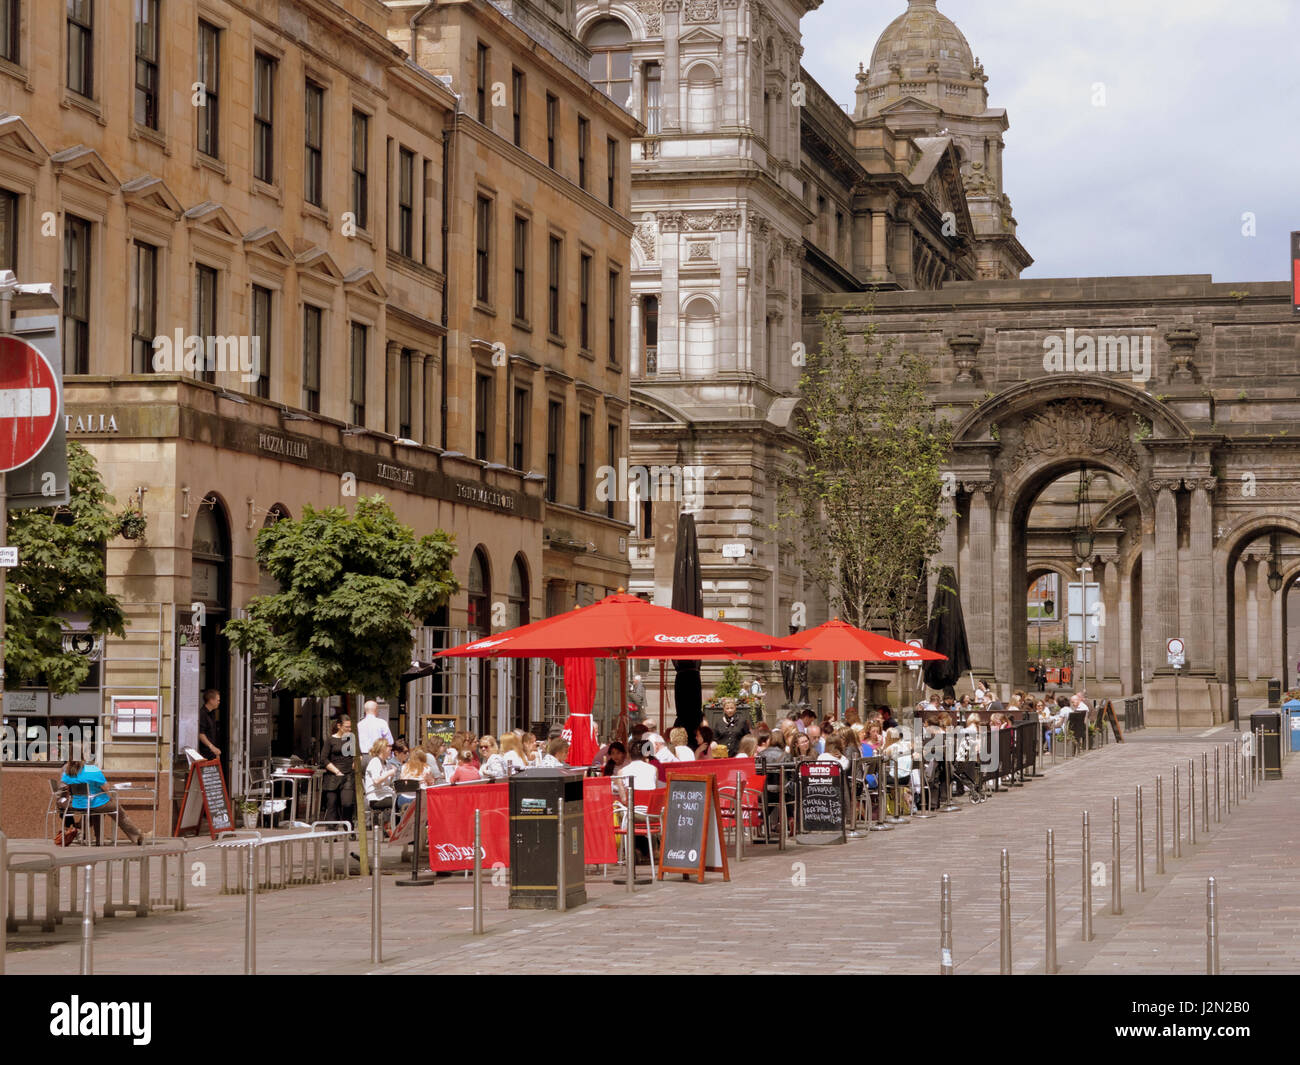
64;413;120;433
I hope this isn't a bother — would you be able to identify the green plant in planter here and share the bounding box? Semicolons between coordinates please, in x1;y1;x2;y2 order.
118;507;147;540
713;662;743;700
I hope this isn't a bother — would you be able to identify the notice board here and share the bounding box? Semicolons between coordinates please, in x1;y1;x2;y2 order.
174;758;234;838
798;760;846;842
658;773;729;883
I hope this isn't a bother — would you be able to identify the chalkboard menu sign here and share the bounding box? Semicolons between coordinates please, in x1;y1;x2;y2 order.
798;761;846;842
658;773;729;883
249;683;273;762
174;758;235;838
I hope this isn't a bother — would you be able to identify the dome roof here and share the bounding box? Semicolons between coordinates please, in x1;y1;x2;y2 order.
869;0;975;84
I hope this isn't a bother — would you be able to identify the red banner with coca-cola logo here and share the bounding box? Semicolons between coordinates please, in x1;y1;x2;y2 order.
424;778;618;871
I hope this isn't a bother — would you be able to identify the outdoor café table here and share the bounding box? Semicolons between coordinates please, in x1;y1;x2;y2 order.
270;768;321;823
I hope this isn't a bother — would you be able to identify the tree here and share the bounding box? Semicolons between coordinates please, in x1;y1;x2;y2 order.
713;662;743;700
777;309;952;708
5;441;126;692
225;495;458;874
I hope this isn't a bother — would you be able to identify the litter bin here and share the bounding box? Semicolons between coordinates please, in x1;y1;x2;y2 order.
1267;680;1282;707
507;769;586;910
1284;701;1300;753
1249;710;1282;781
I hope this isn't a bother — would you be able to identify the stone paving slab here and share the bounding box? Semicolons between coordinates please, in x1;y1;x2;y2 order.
4;727;1296;975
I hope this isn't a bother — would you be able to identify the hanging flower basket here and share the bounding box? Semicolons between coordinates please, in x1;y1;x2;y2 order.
118;508;147;540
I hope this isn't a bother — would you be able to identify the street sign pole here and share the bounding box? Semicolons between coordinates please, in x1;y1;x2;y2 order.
1174;665;1181;733
1167;638;1185;732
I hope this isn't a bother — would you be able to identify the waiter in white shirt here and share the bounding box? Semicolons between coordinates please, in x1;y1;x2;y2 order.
357;699;394;755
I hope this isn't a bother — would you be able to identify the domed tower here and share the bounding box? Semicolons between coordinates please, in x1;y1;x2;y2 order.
854;0;1031;279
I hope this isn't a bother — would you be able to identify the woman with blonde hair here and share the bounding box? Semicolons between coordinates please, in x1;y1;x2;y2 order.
669;727;695;761
479;735;509;780
363;738;398;820
499;732;527;772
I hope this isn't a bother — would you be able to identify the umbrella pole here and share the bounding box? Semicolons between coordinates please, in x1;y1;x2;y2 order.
619;653;629;746
659;658;665;735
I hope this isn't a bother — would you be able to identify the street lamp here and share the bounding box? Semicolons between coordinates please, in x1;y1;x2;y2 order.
1071;465;1094;563
1076;564;1093;694
1267;533;1284;593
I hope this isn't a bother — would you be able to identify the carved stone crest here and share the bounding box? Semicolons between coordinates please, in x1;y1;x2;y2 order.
1010;399;1140;473
684;0;718;22
634;214;658;261
633;0;663;35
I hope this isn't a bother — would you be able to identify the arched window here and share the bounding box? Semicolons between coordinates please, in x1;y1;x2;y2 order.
192;496;231;769
257;504;291;596
467;547;492;734
468;548;490;634
585;18;633;102
507;555;531;729
643;62;662;134
683;297;716;376
686;65;716;133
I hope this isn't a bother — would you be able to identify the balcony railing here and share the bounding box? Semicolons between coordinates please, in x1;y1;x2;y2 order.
644;345;657;375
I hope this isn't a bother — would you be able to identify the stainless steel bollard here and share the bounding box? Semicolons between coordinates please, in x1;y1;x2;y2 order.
244;845;256;974
1173;765;1182;859
735;772;744;863
1224;744;1232;815
626;780;636;894
1189;760;1197;846
1000;849;1012;975
1206;877;1220;975
1214;747;1221;823
472;810;483;935
779;764;790;848
80;863;94;976
940;873;953;975
1082;811;1093;942
1233;738;1240;806
1155;776;1165;874
1135;785;1145;894
557;796;567;911
370;824;382;964
1045;829;1057;974
1202;752;1209;835
1111;796;1122;915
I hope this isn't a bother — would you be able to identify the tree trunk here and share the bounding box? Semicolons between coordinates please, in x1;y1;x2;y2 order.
353;696;369;877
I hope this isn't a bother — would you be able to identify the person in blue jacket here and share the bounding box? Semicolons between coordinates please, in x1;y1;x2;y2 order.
59;759;144;845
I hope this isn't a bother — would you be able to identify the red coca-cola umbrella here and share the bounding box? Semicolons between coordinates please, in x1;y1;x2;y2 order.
439;593;779;743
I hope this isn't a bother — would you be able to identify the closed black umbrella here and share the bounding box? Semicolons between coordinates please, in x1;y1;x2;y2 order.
671;511;705;738
923;566;972;698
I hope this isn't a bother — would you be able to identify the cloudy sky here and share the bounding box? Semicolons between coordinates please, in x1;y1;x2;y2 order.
800;0;1299;283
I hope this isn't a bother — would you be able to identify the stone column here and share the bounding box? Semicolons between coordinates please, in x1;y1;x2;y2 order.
1257;555;1274;681
965;482;995;675
870;211;888;279
385;340;401;437
722;0;739;131
928;493;959;605
659;216;680;375
629;293;642;378
1100;556;1120;681
663;1;681;133
1150;479;1180;660
386;137;399;252
410;351;425;444
414;155;426;265
1244;556;1260;683
1188;478;1216;671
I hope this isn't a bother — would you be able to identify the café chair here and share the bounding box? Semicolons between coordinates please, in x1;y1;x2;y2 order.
612;784;665;878
717;776;763;847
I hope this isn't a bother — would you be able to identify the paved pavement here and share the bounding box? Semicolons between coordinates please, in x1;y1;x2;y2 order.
5;723;1296;975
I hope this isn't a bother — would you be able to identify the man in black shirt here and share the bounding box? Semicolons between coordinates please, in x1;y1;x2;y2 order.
198;689;222;761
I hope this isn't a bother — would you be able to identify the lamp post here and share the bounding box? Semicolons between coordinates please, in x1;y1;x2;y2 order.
1076;564;1093;695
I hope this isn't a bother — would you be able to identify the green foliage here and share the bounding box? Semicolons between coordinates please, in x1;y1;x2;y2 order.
713;662;743;700
5;441;127;692
224;495;458;701
1045;637;1073;666
1133;415;1152;442
776;309;951;642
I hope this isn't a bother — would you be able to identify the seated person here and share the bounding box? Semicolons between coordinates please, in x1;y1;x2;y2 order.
450;748;482;784
615;740;662;795
396;749;436;808
736;735;758;759
817;737;849;770
669;727;695;761
364;739;398;821
538;737;570;767
59;759;144;845
601;741;628;776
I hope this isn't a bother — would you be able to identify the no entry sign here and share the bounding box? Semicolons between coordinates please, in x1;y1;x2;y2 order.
0;334;59;473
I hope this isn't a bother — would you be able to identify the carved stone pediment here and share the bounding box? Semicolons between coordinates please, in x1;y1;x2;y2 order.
1010;399;1139;472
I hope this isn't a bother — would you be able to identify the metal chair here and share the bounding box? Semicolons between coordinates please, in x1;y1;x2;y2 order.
58;781;105;845
612;778;664;878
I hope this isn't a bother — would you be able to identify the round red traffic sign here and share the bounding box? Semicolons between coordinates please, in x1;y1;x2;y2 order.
0;334;59;473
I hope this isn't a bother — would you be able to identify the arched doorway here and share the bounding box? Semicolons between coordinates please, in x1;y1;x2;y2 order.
192;495;232;774
467;547;491;735
507;554;531;731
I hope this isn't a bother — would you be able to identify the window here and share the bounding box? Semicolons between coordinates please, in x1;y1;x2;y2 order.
511;387;529;470
67;0;93;97
474;372;492;461
253;53;276;183
476;42;488;124
546;400;562;503
194;264;217;383
547;236;562;337
475;195;492;303
0;188;16;273
351;111;368;231
683;296;716;375
511;68;524;148
397;147;415;258
197;20;220;157
512;215;529;322
302;304;322;413
607;269;620;364
349;322;367;425
578;412;592;511
304;81;324;206
0;0;18;65
577;116;588;190
251;285;272;399
606;422;618;519
579;253;591;350
62;215;91;374
643;294;658;375
585;18;632;101
545;93;557;168
607;139;617;208
399;348;413;439
643;63;662;135
687;65;715;133
134;0;159;128
131;241;157;374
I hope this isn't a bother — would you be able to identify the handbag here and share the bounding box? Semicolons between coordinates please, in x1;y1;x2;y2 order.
54;822;79;847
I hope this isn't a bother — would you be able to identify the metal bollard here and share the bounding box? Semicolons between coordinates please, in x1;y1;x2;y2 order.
1135;785;1145;894
1214;747;1221;823
1233;738;1240;806
1206;877;1221;975
80;863;94;976
244;845;257;974
1173;765;1182;859
370;823;382;964
1155;776;1165;875
1082;811;1093;942
0;831;6;976
939;873;954;975
869;760;890;833
472;810;483;935
557;796;567;912
1000;849;1012;975
626;780;636;894
1224;744;1232;816
1045;829;1057;974
1111;796;1122;915
1189;759;1197;846
779;764;790;848
1202;752;1209;835
735;772;744;863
